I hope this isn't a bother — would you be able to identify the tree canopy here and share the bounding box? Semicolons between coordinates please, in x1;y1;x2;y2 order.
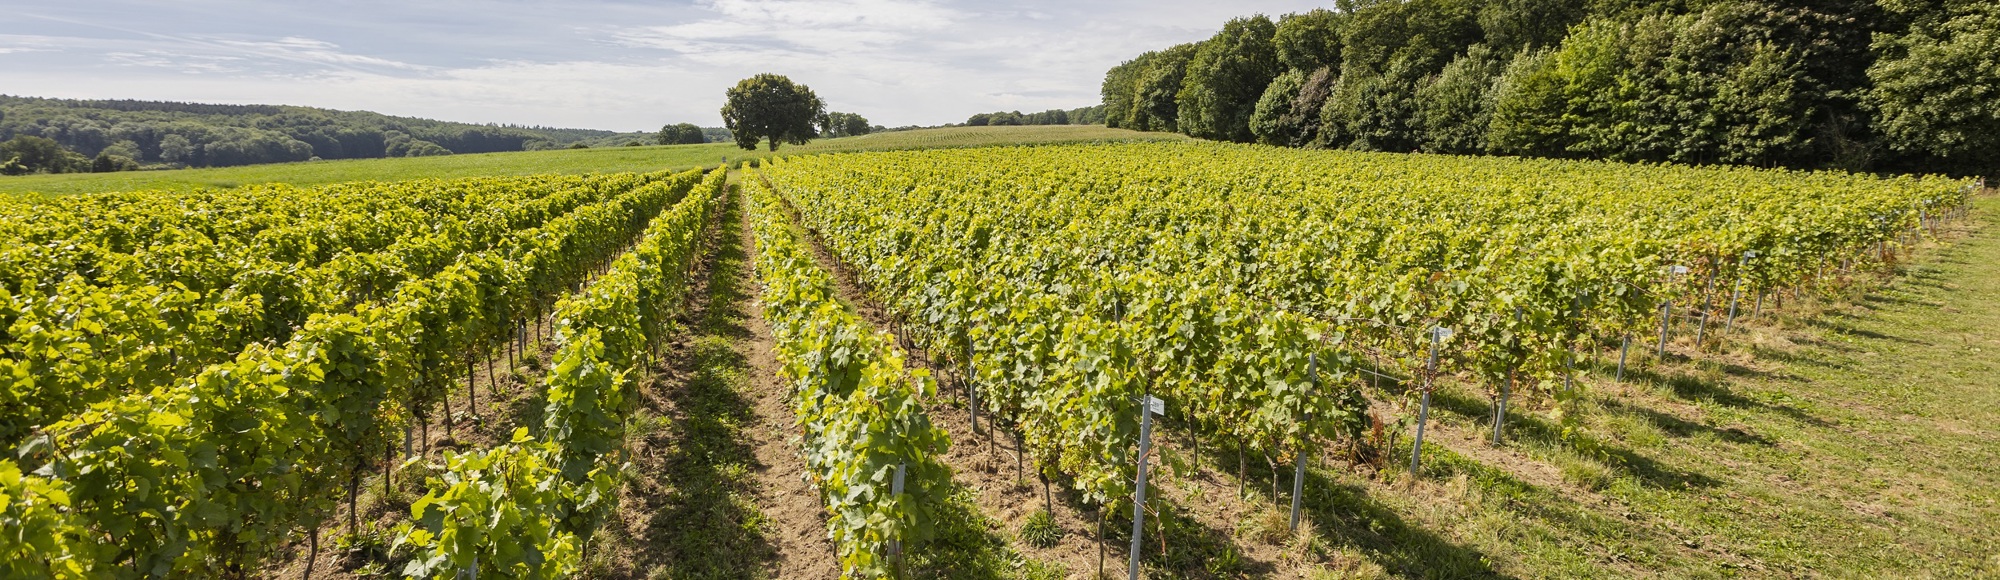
0;135;88;174
821;112;873;137
657;123;706;145
721;74;827;151
965;107;1104;127
0;96;678;170
1176;16;1281;143
1098;0;1998;177
1868;4;2000;173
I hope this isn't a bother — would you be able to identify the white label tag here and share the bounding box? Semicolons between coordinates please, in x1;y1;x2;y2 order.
1431;326;1454;340
1145;395;1165;417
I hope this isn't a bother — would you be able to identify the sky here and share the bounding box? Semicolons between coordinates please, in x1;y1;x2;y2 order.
0;1;1329;131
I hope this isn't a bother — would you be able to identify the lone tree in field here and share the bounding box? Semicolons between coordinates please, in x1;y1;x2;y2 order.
656;122;706;145
721;74;826;151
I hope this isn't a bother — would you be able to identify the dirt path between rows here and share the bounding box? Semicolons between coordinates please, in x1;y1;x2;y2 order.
590;182;839;578
728;185;844;579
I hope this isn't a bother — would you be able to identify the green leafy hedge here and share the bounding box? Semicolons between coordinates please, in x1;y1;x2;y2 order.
744;172;952;579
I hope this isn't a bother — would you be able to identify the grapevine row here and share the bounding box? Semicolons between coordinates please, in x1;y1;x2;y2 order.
0;168;709;578
745;173;952;578
756;142;1965;508
761;159;1363;512
0;173;678;450
396;167;728;578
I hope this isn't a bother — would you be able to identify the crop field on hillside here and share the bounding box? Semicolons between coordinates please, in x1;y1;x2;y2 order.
0;125;1186;198
1;140;1991;579
748;143;1989;578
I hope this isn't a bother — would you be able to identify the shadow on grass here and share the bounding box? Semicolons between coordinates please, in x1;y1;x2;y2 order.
1616;365;1826;427
1180;435;1494;579
1139;494;1272;579
502;378;548;440
1569;336;1782;383
1042;446;1271;580
908;485;1069;580
1895;265;1955;289
1299;464;1510;579
1857;291;1933;309
1597;399;1772;446
635;337;776;578
1807;317;1930;347
1429;388;1720;490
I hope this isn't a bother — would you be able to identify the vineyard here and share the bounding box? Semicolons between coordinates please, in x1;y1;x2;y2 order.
748;142;1983;577
0;138;1991;579
756;142;1966;522
1;167;728;577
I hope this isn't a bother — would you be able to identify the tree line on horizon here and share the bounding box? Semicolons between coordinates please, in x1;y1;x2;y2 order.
0;96;702;174
964;106;1108;127
1100;0;1999;177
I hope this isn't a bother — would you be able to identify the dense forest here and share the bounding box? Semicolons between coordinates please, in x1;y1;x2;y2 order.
963;105;1108;126
1101;0;1999;177
0;96;711;173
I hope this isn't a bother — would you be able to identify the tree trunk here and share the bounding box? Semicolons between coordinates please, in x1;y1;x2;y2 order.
1014;429;1025;482
1270;456;1280;506
303;528;319;580
1096;513;1106;580
1041;471;1053;515
1238;447;1247;498
348;470;360;536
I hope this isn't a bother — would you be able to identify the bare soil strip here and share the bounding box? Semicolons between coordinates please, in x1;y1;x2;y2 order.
722;183;844;577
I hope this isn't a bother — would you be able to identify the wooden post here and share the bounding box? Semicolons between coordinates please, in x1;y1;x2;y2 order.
1657;301;1672;359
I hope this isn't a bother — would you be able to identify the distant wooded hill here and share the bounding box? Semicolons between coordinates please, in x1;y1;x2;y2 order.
0;95;722;169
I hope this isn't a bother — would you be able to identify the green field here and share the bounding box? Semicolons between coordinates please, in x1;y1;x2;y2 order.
0;125;1184;197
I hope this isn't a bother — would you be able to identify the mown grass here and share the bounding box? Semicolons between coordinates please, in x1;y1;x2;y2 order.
1299;193;2000;578
0;125;1185;197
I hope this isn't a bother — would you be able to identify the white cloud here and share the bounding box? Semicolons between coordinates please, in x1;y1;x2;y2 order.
106;49;244;74
702;0;960;30
212;36;428;71
0;33;78;54
0;1;1332;128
